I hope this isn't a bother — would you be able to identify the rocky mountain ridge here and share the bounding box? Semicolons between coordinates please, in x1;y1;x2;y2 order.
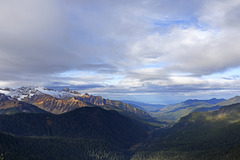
0;86;150;118
0;93;46;114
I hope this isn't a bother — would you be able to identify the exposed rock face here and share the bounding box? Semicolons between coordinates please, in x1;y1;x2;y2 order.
25;94;93;114
0;86;151;118
76;94;110;106
24;93;150;117
75;94;150;118
0;93;46;114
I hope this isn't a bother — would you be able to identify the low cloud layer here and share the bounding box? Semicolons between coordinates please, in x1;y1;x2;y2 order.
1;0;240;103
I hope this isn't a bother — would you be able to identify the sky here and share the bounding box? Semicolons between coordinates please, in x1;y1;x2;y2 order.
1;0;240;104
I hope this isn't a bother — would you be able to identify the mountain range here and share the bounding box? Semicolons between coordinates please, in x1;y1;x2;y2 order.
0;87;150;119
149;98;230;122
1;86;240;159
123;97;240;123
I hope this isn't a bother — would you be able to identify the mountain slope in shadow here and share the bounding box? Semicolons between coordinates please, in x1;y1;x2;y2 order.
0;107;147;149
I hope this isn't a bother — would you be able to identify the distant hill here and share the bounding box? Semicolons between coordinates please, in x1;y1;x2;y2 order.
194;96;240;113
184;98;226;105
217;95;240;106
150;98;226;122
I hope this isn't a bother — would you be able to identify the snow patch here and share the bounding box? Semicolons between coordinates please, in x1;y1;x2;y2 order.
0;86;82;101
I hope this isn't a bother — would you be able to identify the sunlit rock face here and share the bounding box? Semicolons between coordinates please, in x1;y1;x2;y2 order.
0;87;150;117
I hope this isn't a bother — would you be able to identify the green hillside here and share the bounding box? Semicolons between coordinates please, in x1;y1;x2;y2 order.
151;98;225;122
132;103;240;160
216;96;240;106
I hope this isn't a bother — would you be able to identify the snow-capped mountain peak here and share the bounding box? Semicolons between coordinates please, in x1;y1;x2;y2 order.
0;86;82;101
36;87;82;99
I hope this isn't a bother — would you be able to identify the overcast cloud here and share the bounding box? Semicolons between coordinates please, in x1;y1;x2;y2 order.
1;0;240;103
